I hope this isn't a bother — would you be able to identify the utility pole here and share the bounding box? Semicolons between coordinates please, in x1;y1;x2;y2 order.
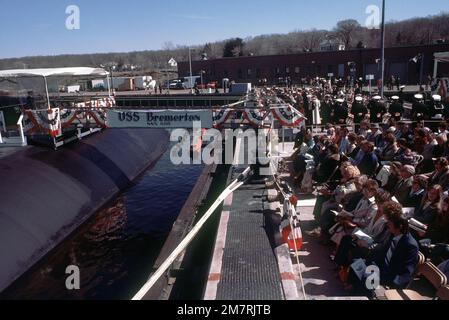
380;0;386;98
419;54;425;90
109;65;115;95
189;48;193;94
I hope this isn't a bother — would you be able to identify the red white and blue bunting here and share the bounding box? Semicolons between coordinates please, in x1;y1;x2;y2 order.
271;105;306;127
213;108;234;128
24;108;61;137
243;108;269;127
74;97;116;109
87;109;107;128
22;97;114;136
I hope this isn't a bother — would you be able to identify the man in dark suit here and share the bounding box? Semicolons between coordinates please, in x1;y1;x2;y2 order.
403;175;427;209
357;141;379;177
303;91;313;126
425;158;449;190
393;165;415;206
370;210;419;289
366;123;383;148
321;95;334;125
333;98;349;125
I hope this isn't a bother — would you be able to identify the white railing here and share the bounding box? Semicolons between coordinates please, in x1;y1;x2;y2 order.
17;114;26;146
0;114;27;147
132;166;252;300
0;110;4;144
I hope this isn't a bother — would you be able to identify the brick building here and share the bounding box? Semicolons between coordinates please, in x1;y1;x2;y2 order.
178;44;449;86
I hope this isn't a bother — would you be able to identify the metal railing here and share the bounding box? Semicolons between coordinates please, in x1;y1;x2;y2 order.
0;114;27;147
132;166;252;300
17;114;26;145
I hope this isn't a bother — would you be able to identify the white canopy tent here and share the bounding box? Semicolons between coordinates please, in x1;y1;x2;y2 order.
0;67;112;107
0;67;109;78
434;52;449;78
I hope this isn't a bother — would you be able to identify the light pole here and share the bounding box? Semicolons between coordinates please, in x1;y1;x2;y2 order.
102;63;116;95
200;70;205;93
109;66;114;95
167;69;170;95
419;54;425;90
189;48;193;94
380;0;386;98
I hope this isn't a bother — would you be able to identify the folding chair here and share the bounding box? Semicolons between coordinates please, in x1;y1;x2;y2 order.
436;286;449;300
384;262;448;300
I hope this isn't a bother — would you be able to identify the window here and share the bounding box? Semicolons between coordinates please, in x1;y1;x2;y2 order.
295;67;300;74
238;69;243;79
276;67;281;75
256;68;261;78
338;64;345;78
285;67;290;74
247;68;252;77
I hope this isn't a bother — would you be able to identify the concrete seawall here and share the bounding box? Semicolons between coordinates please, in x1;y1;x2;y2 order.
0;129;169;292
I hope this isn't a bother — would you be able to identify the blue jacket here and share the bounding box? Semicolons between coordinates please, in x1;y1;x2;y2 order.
357;153;378;176
372;233;419;289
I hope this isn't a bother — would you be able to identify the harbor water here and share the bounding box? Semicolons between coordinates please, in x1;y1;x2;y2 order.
1;144;205;300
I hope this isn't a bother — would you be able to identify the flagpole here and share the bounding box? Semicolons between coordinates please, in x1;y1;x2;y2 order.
380;0;386;98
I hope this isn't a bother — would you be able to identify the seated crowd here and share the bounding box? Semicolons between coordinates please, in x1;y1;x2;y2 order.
290;120;449;295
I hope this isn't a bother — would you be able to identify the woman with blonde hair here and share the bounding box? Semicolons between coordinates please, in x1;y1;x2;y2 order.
309;165;361;238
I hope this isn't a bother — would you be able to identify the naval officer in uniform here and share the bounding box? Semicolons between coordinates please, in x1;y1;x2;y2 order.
321;95;334;125
369;95;387;124
334;98;349;125
389;96;404;122
351;95;368;125
412;93;429;122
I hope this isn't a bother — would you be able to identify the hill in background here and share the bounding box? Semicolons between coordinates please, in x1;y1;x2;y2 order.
1;13;448;73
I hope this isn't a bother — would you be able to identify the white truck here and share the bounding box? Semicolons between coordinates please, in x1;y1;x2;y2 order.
134;76;156;91
230;83;252;94
90;76;157;92
182;76;201;89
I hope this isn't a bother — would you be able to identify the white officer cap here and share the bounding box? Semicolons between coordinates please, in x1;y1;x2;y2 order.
414;94;424;100
433;95;442;101
336;98;344;103
373;95;381;100
355;96;363;102
391;96;400;100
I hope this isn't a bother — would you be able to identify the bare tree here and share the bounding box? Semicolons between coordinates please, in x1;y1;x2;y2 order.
300;29;326;52
2;13;448;71
334;19;362;48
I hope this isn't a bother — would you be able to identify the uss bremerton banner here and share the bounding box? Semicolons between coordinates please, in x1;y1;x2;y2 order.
107;110;213;128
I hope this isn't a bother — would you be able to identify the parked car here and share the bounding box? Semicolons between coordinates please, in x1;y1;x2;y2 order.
197;82;217;90
164;79;183;89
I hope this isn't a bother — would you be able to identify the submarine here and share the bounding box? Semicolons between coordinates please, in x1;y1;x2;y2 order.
0;128;169;292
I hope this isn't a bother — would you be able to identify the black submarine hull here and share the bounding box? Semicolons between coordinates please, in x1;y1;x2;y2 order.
0;129;170;292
